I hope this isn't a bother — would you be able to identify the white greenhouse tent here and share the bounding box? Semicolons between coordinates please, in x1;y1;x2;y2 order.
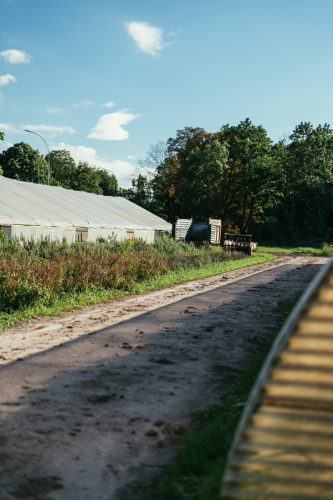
0;176;171;243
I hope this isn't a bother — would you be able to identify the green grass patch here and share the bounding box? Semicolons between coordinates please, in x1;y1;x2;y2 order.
133;252;275;293
0;252;275;331
144;296;299;500
258;244;333;256
0;288;128;331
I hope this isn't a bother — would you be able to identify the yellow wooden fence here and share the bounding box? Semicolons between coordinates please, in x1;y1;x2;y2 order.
221;257;333;499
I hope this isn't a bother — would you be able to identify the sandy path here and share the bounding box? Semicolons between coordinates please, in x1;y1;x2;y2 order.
0;255;326;499
0;255;321;366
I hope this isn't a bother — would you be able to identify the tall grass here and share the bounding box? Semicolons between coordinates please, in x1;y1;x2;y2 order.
0;234;242;313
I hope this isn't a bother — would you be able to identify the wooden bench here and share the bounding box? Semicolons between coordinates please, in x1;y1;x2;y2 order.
223;233;257;256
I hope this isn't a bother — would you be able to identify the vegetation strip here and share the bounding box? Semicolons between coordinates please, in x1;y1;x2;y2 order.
0;249;275;331
144;296;300;500
258;244;333;256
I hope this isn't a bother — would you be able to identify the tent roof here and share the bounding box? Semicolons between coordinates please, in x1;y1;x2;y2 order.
0;176;171;231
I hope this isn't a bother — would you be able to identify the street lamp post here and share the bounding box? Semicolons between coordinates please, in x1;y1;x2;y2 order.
24;129;51;185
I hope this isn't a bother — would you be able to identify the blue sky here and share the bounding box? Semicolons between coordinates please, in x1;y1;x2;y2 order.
1;0;333;186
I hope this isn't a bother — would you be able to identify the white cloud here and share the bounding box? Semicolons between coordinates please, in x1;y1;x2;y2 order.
88;110;139;141
21;124;76;135
0;74;16;86
54;142;136;187
0;122;15;132
0;49;31;64
103;100;115;108
125;21;165;56
73;100;95;109
45;107;67;115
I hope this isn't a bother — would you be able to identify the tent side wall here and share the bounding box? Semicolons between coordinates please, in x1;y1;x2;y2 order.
10;225;155;244
88;227;155;243
11;225;76;243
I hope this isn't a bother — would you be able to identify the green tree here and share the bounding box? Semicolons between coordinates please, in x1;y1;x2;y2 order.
167;127;211;162
72;161;103;194
152;156;182;223
47;150;77;189
120;174;153;210
220;119;275;233
278;122;333;238
138;140;167;173
149;128;211;222
96;169;118;196
0;142;48;184
177;140;229;220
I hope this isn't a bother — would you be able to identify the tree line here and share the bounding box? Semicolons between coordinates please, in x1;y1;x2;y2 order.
0;141;118;196
1;118;333;243
124;119;333;243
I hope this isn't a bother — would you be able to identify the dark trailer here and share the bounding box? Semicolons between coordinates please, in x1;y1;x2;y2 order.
174;218;222;245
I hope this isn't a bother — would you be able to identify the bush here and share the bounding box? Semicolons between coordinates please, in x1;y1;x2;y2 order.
322;243;333;256
0;236;243;312
0;257;53;311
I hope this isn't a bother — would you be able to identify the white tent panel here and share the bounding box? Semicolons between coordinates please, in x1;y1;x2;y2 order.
0;177;171;241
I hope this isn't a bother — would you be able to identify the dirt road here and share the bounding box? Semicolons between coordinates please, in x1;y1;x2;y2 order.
0;256;326;499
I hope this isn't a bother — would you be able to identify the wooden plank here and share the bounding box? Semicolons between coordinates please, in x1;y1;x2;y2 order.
252;407;333;433
306;302;333;318
297;319;333;334
237;441;333;463
230;456;333;472
225;469;333;488
250;417;333;435
262;395;333;411
264;381;333;401
289;335;333;350
243;428;333;449
280;350;333;367
270;366;333;384
317;285;333;301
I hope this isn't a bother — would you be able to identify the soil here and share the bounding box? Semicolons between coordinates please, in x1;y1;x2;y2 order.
0;255;327;499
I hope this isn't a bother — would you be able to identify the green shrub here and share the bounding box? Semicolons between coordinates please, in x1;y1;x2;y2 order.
322;243;333;256
0;236;242;312
0;267;53;312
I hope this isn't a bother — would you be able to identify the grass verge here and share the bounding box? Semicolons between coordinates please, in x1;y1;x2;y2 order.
132;252;275;292
0;252;275;331
144;295;300;500
258;245;332;256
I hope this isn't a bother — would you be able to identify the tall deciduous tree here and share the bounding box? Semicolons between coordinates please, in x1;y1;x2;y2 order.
96;169;118;196
0;142;48;184
167;127;211;162
177;140;229;220
137;141;167;174
278;122;333;238
119;174;153;210
220;119;275;233
46;150;77;189
150;127;212;222
72;161;103;194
